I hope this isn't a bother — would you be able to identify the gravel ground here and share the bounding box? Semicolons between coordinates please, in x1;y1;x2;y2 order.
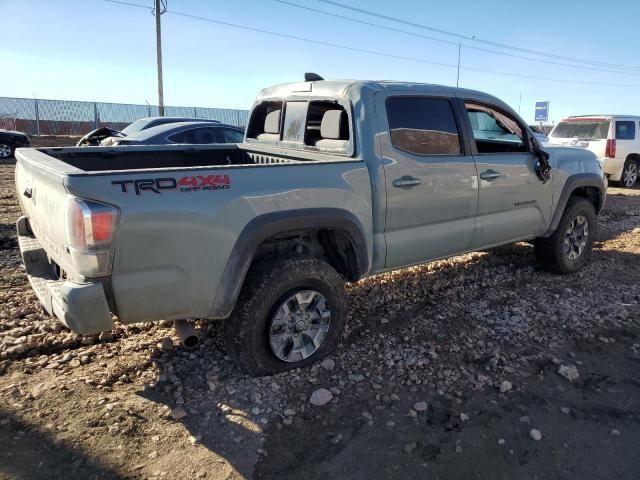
1;154;639;479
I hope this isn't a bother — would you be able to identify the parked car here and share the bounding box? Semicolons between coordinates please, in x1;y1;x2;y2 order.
107;121;245;146
76;116;222;146
548;115;640;187
0;129;30;159
15;77;605;375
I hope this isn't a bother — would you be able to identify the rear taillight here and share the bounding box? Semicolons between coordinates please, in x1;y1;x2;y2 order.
606;139;616;158
65;196;119;277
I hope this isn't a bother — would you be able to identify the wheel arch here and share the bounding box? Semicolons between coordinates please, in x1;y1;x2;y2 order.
209;208;370;318
626;153;640;163
542;173;606;237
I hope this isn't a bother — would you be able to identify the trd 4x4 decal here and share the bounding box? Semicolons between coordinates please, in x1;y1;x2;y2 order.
112;175;230;195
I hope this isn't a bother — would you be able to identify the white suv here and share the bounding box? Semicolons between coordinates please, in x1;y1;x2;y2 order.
548;115;639;188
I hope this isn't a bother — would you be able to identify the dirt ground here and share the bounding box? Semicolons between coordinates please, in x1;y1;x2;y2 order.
0;150;639;479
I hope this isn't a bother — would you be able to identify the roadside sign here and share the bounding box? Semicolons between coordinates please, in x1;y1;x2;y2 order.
535;101;549;122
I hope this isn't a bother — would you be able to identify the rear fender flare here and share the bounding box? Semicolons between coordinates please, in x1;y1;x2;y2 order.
209;208;369;318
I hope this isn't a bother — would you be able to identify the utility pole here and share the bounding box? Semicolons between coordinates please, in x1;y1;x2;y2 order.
518;92;522;114
155;0;165;116
456;34;475;88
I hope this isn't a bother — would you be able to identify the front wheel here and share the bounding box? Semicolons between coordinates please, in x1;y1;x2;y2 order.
618;159;638;188
534;197;596;274
224;256;347;376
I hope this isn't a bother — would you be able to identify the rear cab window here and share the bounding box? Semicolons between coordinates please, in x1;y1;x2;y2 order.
246;98;353;156
385;97;462;155
615;121;636;140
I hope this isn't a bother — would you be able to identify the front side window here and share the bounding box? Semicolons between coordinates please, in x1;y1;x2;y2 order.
615;121;636;140
220;128;244;143
386;97;461;155
465;103;527;154
193;127;219;144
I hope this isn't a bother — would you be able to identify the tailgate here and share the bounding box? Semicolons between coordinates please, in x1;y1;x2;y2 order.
14;148;78;277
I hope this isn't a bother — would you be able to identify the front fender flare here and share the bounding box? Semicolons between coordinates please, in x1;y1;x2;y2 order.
542;172;606;237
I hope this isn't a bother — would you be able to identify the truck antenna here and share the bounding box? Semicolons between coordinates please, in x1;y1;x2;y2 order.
304;72;324;82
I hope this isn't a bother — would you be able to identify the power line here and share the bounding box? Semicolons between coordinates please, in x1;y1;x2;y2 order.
102;0;640;88
316;0;640;72
275;0;640;77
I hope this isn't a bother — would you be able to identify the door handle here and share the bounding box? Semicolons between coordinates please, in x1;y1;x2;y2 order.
392;176;422;188
479;169;502;181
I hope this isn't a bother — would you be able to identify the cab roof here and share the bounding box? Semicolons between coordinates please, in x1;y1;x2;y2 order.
256;79;511;110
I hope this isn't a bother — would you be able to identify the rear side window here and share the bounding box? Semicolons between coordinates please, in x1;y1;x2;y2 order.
386;97;461;155
615;121;636;140
168;127;219;144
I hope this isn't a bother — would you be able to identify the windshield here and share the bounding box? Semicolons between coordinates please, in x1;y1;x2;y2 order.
550;120;610;139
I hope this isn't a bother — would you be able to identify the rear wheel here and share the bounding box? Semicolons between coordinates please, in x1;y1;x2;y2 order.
618;159;638;188
224;256;347;376
0;143;13;159
535;197;596;274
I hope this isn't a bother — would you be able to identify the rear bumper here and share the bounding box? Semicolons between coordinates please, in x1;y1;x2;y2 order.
17;216;113;334
600;156;624;180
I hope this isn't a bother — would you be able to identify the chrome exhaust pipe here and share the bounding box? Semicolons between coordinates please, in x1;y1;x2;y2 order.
174;319;199;348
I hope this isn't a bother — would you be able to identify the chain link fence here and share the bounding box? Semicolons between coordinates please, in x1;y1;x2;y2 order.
0;96;249;136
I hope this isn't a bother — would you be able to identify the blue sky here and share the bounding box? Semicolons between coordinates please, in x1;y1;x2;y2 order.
2;0;640;123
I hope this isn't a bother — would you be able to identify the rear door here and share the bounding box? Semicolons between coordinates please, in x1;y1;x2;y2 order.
461;100;553;249
377;93;478;268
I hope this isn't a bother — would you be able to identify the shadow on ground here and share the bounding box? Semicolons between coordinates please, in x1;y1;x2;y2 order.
0;408;122;480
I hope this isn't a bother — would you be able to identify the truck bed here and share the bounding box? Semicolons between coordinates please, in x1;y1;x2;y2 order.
14;143;374;332
38;144;246;172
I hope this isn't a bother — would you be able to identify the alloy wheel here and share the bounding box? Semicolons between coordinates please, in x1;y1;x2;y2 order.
623;162;638;187
564;215;589;260
268;290;331;362
0;144;12;159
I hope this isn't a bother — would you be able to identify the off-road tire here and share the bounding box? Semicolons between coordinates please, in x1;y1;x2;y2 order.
534;197;596;274
617;158;638;188
224;256;347;376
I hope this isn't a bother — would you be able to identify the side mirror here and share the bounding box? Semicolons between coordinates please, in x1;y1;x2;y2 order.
530;135;551;183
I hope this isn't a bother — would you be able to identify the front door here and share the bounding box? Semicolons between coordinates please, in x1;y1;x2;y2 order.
462;101;553;249
379;93;478;269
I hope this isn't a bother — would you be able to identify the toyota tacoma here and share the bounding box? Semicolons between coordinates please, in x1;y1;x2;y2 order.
15;76;606;375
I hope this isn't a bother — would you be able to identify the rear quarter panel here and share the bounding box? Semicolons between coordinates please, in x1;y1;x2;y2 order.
66;161;373;324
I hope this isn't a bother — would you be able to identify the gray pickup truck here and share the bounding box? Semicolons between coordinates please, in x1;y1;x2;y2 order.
15;78;606;375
